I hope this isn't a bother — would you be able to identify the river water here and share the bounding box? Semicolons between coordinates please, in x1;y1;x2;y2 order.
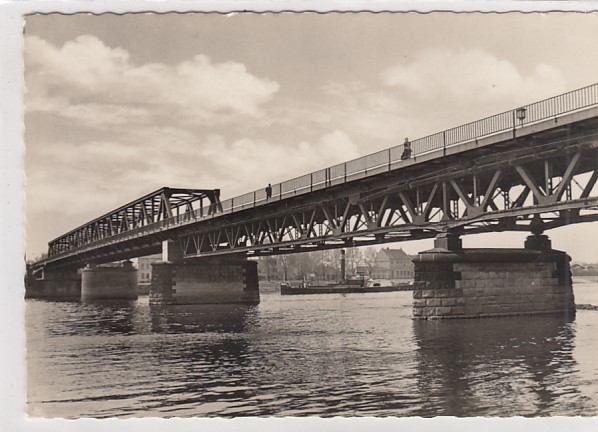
26;282;598;418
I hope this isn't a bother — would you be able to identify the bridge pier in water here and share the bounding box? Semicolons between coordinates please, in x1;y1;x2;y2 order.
412;233;575;319
149;241;259;305
25;268;81;300
81;261;138;301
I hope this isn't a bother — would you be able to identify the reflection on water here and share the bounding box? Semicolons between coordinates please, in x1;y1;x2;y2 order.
25;286;598;418
149;303;257;334
412;315;587;416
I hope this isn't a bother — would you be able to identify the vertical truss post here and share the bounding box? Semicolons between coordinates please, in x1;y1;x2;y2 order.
545;160;553;195
442;181;450;220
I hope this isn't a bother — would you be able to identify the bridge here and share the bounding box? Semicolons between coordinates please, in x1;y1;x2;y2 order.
29;83;598;318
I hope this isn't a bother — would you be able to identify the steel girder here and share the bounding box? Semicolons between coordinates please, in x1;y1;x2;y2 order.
180;135;598;259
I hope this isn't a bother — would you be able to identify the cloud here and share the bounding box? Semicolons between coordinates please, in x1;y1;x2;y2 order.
283;49;568;154
380;48;567;108
197;130;361;195
252;81;412;148
313;81;412;144
25;35;280;127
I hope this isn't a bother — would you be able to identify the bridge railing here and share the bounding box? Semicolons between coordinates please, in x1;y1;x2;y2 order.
330;163;345;186
311;169;328;190
281;173;312;198
44;83;598;262
522;84;598;125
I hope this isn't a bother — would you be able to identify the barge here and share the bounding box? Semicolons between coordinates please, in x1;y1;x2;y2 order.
280;249;412;295
280;279;412;295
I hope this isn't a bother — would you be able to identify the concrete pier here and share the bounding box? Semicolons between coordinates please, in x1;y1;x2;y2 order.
81;261;138;302
149;257;259;305
25;269;81;300
412;235;575;319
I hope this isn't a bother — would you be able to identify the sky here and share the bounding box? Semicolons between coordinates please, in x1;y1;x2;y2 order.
23;12;598;262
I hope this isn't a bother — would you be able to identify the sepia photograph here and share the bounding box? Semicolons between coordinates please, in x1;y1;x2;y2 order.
2;0;598;429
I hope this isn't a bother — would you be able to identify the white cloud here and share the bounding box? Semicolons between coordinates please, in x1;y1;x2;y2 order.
381;48;567;107
197;130;361;196
315;130;358;160
318;81;412;143
25;35;280;127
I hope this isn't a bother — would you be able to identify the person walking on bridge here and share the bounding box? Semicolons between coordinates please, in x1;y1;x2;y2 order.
208;189;223;214
265;183;272;200
401;137;412;160
214;189;223;212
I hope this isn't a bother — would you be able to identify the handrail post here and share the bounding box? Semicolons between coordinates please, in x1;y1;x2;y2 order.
310;173;313;191
344;163;347;183
388;148;391;171
254;191;256;206
443;131;446;156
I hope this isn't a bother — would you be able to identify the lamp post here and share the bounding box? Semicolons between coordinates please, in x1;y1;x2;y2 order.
516;107;527;123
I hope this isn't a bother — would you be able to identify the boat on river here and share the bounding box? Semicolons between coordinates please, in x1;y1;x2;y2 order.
280;278;412;295
280;248;413;295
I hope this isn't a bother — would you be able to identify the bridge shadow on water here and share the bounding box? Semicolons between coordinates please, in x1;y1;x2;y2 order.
148;303;258;334
36;298;257;337
411;314;587;416
35;298;140;337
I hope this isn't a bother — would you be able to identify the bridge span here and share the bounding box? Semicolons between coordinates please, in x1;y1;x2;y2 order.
29;83;598;318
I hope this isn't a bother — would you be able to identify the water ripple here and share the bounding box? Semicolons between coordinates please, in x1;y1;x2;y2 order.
25;285;598;417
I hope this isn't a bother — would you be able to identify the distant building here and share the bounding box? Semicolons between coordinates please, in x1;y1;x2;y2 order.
371;248;414;281
137;254;162;291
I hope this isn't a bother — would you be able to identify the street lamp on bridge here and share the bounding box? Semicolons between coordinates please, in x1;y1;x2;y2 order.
516;107;527;123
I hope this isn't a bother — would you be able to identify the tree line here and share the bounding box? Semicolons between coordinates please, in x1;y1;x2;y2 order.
256;246;379;281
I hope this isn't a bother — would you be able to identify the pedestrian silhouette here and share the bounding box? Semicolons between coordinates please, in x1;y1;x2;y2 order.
214;189;223;212
265;183;272;200
208;189;223;214
401;137;412;160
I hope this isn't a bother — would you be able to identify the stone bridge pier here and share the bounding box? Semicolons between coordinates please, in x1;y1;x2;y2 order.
412;232;575;319
25;267;81;300
81;261;138;301
26;260;139;301
149;240;259;305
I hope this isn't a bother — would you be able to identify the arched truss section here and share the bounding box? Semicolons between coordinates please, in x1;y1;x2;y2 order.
48;187;217;257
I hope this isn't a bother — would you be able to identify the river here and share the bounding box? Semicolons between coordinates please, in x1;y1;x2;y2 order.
25;281;598;418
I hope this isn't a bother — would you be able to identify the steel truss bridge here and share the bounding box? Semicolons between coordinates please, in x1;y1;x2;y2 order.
36;83;598;269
